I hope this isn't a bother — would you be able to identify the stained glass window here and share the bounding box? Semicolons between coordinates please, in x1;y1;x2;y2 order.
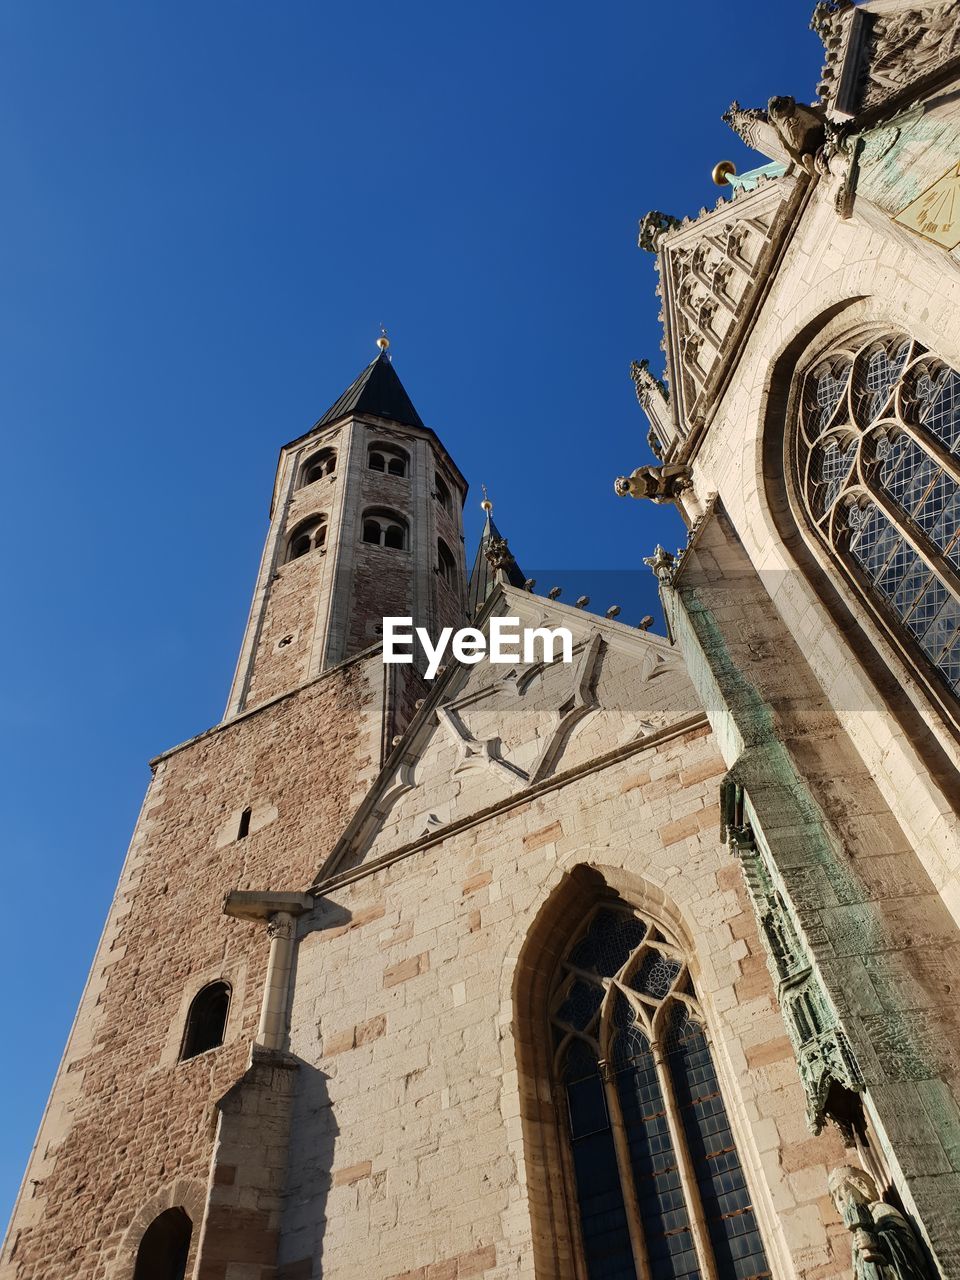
550;905;770;1280
795;332;960;697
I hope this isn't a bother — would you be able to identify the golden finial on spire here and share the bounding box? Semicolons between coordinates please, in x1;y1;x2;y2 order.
376;324;390;353
480;483;493;514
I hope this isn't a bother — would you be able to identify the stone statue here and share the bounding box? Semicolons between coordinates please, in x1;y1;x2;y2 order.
614;464;691;503
767;95;828;172
828;1166;936;1280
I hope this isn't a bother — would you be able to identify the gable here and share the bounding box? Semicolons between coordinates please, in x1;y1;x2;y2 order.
318;588;702;880
654;173;807;447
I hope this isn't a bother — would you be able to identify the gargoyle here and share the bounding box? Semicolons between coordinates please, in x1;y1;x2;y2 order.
767;95;828;172
614;463;691;503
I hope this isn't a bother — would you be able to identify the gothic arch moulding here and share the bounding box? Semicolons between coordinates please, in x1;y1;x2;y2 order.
510;864;781;1280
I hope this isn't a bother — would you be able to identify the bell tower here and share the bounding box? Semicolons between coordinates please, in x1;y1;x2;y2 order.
226;337;468;717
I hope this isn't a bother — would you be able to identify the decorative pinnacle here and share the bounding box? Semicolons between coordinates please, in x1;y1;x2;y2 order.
480;483;493;514
376;325;390;353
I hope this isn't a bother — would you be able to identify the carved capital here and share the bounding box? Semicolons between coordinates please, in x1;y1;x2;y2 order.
266;913;296;943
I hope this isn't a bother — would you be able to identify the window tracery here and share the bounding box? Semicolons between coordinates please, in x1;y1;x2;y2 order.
551;905;770;1280
795;331;960;696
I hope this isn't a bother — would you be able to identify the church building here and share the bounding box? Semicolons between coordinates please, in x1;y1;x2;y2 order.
4;3;960;1278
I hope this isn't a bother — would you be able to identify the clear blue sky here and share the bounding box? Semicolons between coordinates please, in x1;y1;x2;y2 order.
0;1;821;1227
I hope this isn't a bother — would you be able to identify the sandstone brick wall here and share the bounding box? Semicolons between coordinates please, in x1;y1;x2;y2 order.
276;721;849;1279
230;414;468;718
1;652;387;1280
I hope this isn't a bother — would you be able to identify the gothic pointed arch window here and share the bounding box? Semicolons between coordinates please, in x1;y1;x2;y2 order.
550;903;770;1280
794;331;960;704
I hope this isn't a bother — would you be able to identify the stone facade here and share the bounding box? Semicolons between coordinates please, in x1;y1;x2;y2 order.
7;4;960;1279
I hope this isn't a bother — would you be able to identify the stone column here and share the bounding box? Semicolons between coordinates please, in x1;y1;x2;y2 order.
257;912;298;1051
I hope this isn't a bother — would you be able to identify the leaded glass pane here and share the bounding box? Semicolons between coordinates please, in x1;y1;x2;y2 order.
552;908;770;1280
857;340;910;422
567;910;647;978
918;367;960;452
667;1008;771;1280
798;331;960;699
556;979;604;1031
629;950;682;1000
616;1034;700;1280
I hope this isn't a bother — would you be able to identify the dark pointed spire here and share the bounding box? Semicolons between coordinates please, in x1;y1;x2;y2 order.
315;335;425;430
468;492;527;617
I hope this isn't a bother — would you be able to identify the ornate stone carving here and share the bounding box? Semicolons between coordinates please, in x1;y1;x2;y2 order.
484;536;515;573
811;0;856;105
614;463;691;503
829;1166;936;1280
653;174;800;436
629;358;668;408
727;814;863;1133
767;95;828;173
266;914;296;942
862;4;960;110
643;545;676;584
638;210;681;254
722;100;793;166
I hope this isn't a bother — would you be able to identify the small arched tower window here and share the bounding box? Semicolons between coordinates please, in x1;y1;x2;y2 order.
368;444;409;478
437;537;457;587
793;331;960;703
434;473;453;513
548;903;770;1279
361;509;408;550
299;448;336;486
285;517;327;562
180;981;231;1061
132;1208;192;1280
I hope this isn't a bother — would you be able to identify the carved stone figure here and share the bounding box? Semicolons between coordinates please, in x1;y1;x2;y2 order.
864;4;960;108
484;535;515;572
829;1166;935;1280
638;210;681;254
614;464;691;503
722;100;792;166
767;95;828;173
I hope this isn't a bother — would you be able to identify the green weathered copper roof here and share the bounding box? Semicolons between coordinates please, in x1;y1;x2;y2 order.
315;351;425;430
467;510;527;617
